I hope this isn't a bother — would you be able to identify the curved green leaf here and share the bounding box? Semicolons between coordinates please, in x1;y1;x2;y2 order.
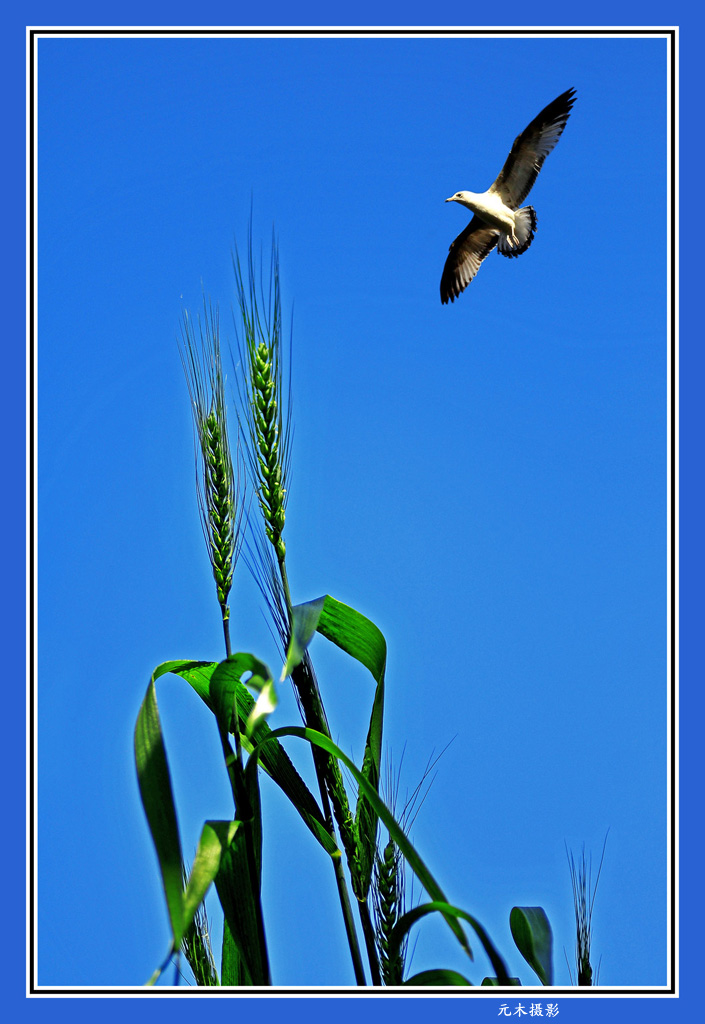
134;670;185;944
135;671;250;958
284;596;326;677
482;977;522;986
510;906;554;986
149;659;337;857
182;820;240;931
153;659;216;706
388;901;512;985
404;969;473;986
210;653;273;735
287;595;387;898
246;726;473;957
214;771;270;985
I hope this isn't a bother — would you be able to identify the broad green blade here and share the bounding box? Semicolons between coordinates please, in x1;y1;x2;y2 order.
286;594;387;683
210;653;273;735
510;906;554;986
481;977;522;986
283;595;326;678
134;670;184;944
214;770;270;985
246;726;473;957
222;916;249;986
387;901;512;985
286;595;387;897
153;659;217;707
152;659;337;856
182;820;241;931
404;969;472;985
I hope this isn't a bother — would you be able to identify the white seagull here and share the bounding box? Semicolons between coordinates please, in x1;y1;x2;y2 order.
440;87;576;304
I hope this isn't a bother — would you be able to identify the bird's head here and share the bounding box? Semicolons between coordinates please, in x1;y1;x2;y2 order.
445;191;474;207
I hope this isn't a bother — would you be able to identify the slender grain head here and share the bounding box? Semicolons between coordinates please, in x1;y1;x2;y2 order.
233;228;292;568
180;300;245;631
566;832;608;986
374;835;405;985
371;750;440;984
179;863;220;986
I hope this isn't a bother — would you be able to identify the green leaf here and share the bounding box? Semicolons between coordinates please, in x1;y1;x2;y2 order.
182;820;240;932
510;906;554;986
246;678;278;737
210;653;273;736
286;595;387;897
150;659;337;857
283;595;326;678
246;726;473;958
404;969;473;986
222;917;249;986
134;670;252;958
134;670;185;945
481;977;522;986
214;768;270;985
286;593;387;685
152;659;216;707
387;901;512;985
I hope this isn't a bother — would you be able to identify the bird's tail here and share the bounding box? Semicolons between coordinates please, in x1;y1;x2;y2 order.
497;206;537;258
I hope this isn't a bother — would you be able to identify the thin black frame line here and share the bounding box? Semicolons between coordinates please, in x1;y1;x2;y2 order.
28;27;675;38
28;985;676;997
28;20;37;1000
668;26;677;998
28;26;677;998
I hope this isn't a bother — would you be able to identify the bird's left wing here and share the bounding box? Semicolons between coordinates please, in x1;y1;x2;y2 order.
490;87;576;209
440;216;499;304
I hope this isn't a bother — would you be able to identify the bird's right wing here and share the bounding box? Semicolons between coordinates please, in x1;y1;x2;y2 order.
440;216;499;304
490;87;576;209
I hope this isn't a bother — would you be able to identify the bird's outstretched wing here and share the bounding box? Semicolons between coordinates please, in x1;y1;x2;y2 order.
440;216;499;304
490;87;576;210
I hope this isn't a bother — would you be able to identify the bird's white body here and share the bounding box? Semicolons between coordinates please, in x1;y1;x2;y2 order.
446;189;518;240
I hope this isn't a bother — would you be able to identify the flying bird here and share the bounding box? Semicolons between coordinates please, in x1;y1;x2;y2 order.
440;87;576;304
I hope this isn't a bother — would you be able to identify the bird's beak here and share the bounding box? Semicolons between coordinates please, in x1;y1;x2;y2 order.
445;196;454;203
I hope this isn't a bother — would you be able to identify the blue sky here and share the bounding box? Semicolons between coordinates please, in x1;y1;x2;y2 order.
14;6;697;1020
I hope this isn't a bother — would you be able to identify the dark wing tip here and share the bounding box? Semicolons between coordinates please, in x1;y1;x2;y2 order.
542;86;577;122
440;273;457;303
440;261;469;303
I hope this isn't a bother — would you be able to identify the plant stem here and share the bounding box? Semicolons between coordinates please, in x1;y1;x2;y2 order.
218;608;270;985
320;779;367;985
221;608;245;769
359;899;382;986
279;558;368;985
244;806;271;985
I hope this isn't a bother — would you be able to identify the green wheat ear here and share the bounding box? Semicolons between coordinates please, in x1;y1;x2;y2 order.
179;862;219;986
180;300;245;654
252;339;287;560
566;831;609;986
374;836;405;985
181;903;220;986
372;749;444;984
233;230;292;579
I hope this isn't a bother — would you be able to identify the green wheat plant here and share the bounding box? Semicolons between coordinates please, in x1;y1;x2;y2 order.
133;223;603;988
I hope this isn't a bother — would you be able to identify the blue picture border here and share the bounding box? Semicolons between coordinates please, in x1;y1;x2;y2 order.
11;4;699;1023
